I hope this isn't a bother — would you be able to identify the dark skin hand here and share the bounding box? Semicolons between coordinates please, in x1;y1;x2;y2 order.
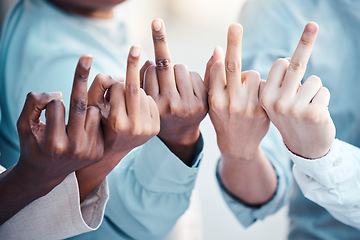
0;55;104;225
143;18;208;166
75;45;160;200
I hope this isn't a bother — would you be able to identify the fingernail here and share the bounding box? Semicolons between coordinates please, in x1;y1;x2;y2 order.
80;54;93;69
130;45;141;57
305;22;317;34
229;23;243;35
153;18;162;31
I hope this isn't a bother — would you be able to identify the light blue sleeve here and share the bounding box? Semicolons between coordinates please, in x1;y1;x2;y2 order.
70;135;203;240
216;0;306;226
217;124;292;227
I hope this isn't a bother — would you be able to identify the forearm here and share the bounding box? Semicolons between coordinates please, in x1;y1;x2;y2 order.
218;147;277;206
0;163;53;225
75;151;127;201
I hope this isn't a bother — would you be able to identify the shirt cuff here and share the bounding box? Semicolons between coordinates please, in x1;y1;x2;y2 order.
0;172;109;240
134;134;204;193
79;177;109;229
288;139;356;187
216;159;288;228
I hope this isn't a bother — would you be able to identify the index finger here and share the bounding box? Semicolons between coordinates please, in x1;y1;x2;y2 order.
17;92;62;134
151;18;177;93
282;22;319;92
67;54;92;139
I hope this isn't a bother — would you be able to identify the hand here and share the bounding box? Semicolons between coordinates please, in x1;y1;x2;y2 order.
76;46;160;198
207;23;270;161
16;55;103;192
210;24;277;206
89;45;160;157
143;18;208;166
260;22;335;159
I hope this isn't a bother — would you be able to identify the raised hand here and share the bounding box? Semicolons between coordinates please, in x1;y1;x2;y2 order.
16;55;103;190
210;24;276;205
260;22;335;159
143;18;208;166
0;55;104;224
76;46;160;198
208;23;270;162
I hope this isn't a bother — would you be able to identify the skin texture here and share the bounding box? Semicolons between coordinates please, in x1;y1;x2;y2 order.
76;45;160;199
0;55;104;225
0;48;160;224
47;0;126;19
143;18;208;166
207;24;277;205
260;22;335;159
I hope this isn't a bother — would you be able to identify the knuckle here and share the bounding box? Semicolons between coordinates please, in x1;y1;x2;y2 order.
113;118;127;133
71;98;87;114
288;104;300;117
48;141;67;156
169;101;181;115
69;145;84;159
153;33;166;44
48;99;63;108
273;99;288;114
174;64;187;71
244;104;256;117
228;102;242;114
225;61;241;73
209;97;225;111
308;75;322;86
126;84;139;95
301;107;317;121
75;67;88;82
156;58;171;71
94;73;108;85
129;122;143;136
288;59;305;72
300;36;311;46
247;70;261;80
26;92;39;103
321;86;330;96
87;105;100;115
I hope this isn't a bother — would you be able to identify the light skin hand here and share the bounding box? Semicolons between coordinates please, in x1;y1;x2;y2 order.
260;22;335;159
143;18;208;166
210;24;277;205
0;55;104;224
76;45;160;199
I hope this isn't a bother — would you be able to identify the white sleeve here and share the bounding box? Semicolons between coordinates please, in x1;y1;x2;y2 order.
289;139;360;229
0;171;109;240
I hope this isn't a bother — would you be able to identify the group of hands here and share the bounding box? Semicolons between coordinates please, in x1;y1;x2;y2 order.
14;18;335;209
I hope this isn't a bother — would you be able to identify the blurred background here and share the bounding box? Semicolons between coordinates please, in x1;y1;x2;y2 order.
0;0;289;239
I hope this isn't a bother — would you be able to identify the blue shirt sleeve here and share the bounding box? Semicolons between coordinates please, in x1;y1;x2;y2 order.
70;135;204;240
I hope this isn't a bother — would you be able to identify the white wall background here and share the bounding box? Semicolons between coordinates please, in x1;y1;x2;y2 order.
121;1;290;239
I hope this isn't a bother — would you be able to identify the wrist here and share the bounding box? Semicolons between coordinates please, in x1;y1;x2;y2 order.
159;127;200;147
12;160;56;197
221;145;262;163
